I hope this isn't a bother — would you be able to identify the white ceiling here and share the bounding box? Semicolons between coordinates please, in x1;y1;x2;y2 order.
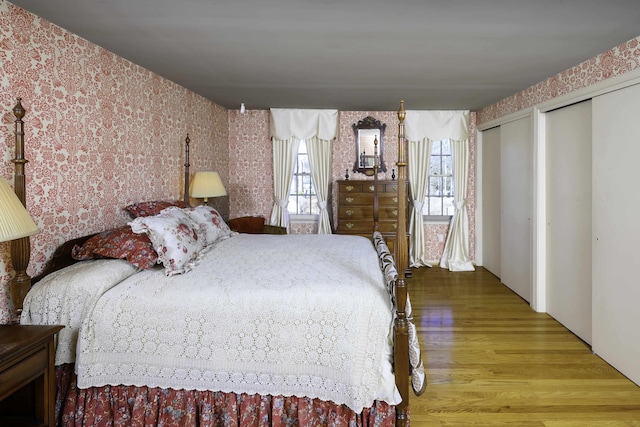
9;0;640;111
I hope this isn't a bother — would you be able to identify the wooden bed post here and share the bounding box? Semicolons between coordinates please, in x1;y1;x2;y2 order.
183;134;190;203
10;98;32;313
395;100;410;427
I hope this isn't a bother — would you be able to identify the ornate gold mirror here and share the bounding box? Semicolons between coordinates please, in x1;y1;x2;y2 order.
352;116;386;176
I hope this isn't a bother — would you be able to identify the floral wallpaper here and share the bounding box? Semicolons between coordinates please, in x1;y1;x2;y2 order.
0;1;228;323
228;109;272;220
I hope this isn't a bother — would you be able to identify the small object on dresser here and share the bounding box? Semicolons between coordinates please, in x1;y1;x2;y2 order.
392;168;396;180
345;169;350;180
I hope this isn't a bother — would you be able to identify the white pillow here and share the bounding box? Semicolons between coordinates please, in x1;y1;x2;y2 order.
183;205;233;245
130;207;205;275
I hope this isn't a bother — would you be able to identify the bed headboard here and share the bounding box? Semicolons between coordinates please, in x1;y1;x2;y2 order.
8;98;193;303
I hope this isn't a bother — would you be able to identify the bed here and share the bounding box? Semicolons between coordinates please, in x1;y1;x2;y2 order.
7;98;424;426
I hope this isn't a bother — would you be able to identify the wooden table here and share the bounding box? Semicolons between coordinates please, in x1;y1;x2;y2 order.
0;325;63;427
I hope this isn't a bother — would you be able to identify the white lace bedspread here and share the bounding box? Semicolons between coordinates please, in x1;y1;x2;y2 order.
21;259;139;365
76;234;400;412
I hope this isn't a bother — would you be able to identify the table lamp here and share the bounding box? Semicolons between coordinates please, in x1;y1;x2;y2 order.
189;171;227;205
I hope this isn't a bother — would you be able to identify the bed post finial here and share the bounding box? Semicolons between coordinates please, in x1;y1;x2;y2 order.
394;99;410;427
13;97;25;120
183;134;191;204
10;97;32;318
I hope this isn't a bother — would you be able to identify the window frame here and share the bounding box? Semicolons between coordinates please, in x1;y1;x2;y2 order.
288;139;319;218
423;138;455;221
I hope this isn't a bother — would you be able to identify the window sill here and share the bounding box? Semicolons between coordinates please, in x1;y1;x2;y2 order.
289;214;318;223
423;215;452;224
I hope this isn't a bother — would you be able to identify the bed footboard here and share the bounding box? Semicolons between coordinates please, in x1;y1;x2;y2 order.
370;101;422;426
373;231;409;425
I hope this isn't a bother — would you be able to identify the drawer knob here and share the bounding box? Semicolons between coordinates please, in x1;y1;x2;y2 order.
392;209;398;217
346;197;354;203
346;223;354;229
346;209;354;216
368;185;375;192
392;223;397;229
392;197;398;203
346;185;354;192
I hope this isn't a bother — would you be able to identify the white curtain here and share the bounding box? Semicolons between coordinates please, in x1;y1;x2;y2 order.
439;138;475;271
270;137;300;232
269;109;338;231
404;110;472;270
306;136;333;234
408;138;432;267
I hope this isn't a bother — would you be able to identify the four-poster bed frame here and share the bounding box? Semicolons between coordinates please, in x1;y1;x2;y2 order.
7;97;418;426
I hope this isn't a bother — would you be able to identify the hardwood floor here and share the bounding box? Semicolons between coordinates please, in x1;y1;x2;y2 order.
408;266;640;426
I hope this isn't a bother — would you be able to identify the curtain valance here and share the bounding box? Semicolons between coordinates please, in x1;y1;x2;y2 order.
270;109;339;141
405;110;469;142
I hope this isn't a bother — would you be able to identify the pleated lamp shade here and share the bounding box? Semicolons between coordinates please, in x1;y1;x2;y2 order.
0;177;39;242
189;171;227;204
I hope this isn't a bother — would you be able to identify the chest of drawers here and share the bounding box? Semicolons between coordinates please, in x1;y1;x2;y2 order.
335;179;408;254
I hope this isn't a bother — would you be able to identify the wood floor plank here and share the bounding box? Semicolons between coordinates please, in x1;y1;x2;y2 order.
408;266;640;426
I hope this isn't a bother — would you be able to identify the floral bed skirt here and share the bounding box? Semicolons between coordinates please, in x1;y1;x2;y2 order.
55;364;398;427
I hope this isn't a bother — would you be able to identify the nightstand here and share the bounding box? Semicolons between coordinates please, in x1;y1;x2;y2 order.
0;325;63;427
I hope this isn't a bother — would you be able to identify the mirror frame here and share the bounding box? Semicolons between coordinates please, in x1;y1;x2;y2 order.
352;116;387;176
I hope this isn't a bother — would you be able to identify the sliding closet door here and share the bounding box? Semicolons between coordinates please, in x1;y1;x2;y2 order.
481;126;501;277
592;84;640;386
500;118;532;302
546;100;592;344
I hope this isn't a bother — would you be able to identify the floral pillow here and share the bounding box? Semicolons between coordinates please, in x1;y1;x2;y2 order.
71;226;158;269
129;207;205;276
183;205;233;245
125;200;189;218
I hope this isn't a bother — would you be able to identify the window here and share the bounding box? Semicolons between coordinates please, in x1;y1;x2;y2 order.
288;140;318;215
423;139;455;217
